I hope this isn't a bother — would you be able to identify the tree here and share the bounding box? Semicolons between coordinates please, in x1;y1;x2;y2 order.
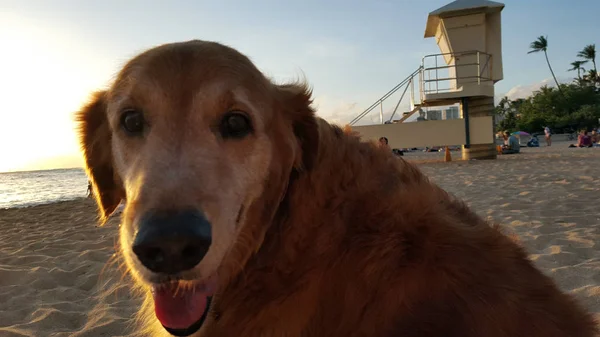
496;83;599;134
494;96;518;132
528;36;564;96
583;69;599;85
497;38;600;135
569;60;587;81
577;44;597;74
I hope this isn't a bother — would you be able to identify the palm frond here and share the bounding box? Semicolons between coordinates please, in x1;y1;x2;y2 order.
577;44;596;60
528;36;548;54
569;60;587;71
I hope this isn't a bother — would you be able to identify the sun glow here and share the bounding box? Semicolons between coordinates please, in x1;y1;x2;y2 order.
0;12;118;172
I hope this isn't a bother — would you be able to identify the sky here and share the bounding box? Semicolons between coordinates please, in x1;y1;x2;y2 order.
0;0;598;172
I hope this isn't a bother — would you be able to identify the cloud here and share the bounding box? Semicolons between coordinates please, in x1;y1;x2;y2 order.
505;78;554;100
320;76;579;125
312;92;406;126
495;76;572;104
312;95;361;124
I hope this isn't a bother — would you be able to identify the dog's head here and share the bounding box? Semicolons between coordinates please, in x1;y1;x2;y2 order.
77;40;318;336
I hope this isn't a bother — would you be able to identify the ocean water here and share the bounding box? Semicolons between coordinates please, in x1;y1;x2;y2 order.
0;168;89;209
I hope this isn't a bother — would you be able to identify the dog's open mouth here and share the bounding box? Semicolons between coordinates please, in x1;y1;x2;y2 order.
152;281;215;336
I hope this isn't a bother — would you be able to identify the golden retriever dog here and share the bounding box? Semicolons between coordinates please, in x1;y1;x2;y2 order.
77;40;598;336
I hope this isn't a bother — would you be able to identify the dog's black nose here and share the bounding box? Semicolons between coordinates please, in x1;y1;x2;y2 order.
132;210;212;274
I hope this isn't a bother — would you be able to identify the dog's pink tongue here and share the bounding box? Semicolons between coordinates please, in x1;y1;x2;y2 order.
153;286;208;330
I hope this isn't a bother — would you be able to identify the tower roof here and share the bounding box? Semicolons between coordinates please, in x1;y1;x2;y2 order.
425;0;505;38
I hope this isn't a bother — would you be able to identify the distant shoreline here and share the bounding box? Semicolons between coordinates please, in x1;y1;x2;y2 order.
0;197;89;211
0;167;84;175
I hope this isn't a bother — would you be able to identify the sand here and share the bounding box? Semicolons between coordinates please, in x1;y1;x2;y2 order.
0;144;599;336
0;202;138;337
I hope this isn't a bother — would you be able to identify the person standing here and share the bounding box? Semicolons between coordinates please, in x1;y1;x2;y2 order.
544;126;552;146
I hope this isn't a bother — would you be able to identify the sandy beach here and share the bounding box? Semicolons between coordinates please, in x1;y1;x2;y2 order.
1;144;599;336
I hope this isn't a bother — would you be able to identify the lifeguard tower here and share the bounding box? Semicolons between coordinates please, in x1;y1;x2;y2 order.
350;0;505;160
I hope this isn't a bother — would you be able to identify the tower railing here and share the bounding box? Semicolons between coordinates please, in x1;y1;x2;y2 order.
349;67;422;126
420;50;493;100
349;50;493;126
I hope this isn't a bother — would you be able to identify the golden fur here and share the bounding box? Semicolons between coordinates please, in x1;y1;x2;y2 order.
77;40;598;336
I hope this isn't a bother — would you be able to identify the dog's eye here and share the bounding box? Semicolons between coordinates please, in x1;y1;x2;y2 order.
220;112;252;139
121;109;145;135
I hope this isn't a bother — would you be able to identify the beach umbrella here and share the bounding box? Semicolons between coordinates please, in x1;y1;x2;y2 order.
511;131;530;136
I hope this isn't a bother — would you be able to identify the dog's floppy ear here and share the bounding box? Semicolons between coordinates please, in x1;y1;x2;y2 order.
76;91;124;224
276;83;319;171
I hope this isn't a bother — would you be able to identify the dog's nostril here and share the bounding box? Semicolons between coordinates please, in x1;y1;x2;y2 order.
145;247;164;263
132;210;212;275
182;245;198;259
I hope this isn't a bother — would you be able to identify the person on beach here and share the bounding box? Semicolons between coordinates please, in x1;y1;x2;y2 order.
544;126;552;146
569;130;593;148
86;181;93;198
378;137;391;151
577;130;593;147
527;136;540;147
377;136;404;156
501;131;520;154
591;129;599;144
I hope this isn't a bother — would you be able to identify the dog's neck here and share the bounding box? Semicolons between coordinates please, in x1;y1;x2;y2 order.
253;120;409;268
209;122;434;331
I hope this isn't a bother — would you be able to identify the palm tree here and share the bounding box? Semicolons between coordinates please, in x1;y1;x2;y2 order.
583;69;599;85
528;36;564;96
577;44;596;74
568;60;587;80
497;96;510;110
